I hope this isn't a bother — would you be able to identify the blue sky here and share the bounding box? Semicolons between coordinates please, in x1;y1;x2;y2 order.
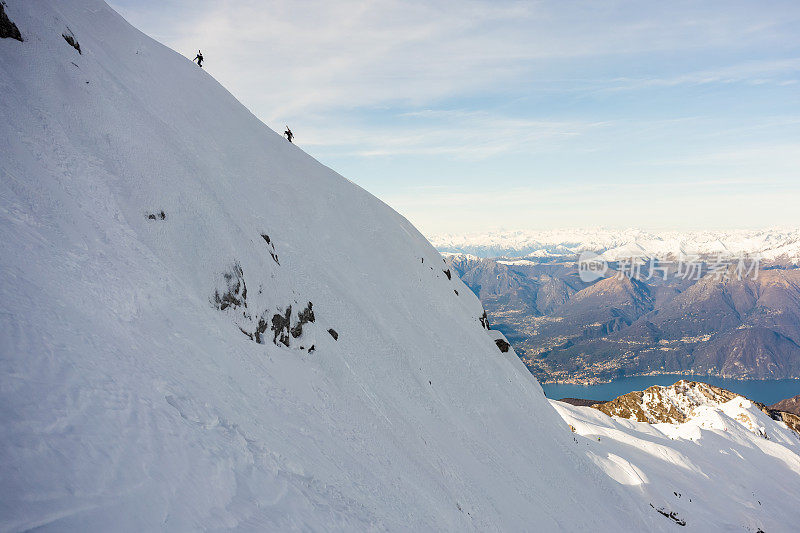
111;0;800;234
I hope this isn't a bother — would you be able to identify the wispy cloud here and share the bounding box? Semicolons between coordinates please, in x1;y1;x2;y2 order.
300;110;606;160
110;0;800;233
603;58;800;91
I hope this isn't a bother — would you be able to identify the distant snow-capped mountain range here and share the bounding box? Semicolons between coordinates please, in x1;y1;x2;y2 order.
428;228;800;262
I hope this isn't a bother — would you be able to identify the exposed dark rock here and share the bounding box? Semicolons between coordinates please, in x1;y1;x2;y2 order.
146;210;166;220
298;301;315;323
271;306;292;346
495;339;510;353
210;257;319;351
260;233;280;264
479;311;490;330
62;29;81;54
649;503;686;526
212;263;247;311
454;290;458;295
308;345;315;353
443;269;452;280
0;3;22;41
328;328;338;341
253;316;268;344
290;302;314;338
594;381;738;424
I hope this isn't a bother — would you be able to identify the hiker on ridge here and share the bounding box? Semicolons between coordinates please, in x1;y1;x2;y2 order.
193;50;203;67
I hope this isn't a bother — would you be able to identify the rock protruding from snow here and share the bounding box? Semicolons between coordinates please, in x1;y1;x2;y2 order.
0;3;22;41
61;27;81;54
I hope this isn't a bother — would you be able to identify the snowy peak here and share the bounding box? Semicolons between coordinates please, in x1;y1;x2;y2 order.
592;380;800;441
594;380;742;424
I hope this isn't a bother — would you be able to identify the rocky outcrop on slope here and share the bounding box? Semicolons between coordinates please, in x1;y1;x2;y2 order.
593;380;738;424
61;28;81;53
590;380;800;437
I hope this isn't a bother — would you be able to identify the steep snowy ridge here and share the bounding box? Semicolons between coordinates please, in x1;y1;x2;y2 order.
0;1;657;531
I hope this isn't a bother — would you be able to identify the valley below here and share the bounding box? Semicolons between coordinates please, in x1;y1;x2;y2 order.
438;231;800;386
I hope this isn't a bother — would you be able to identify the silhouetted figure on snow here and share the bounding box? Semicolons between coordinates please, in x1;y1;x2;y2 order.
193;50;203;67
284;127;293;143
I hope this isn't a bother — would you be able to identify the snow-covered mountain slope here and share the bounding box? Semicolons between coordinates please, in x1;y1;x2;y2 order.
0;1;677;531
553;396;800;532
430;228;800;262
4;2;800;531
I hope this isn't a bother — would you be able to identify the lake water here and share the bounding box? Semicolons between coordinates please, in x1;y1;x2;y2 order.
540;374;800;406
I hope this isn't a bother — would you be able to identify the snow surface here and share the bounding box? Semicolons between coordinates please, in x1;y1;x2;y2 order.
553;398;800;532
1;1;799;531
